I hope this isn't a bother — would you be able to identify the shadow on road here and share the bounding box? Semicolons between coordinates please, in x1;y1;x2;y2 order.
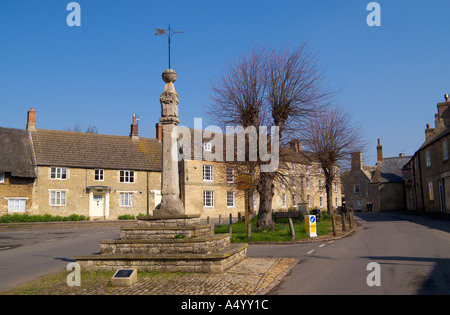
355;211;450;235
360;255;450;294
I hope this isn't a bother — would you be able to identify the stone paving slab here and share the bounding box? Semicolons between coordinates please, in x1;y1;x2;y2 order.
92;257;298;295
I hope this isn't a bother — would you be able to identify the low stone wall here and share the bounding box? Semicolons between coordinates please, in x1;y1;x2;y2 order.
100;234;230;255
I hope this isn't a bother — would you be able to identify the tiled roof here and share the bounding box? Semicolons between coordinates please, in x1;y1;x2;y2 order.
0;127;36;178
30;129;162;171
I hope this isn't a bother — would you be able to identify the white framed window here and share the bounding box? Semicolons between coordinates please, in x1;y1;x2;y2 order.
334;181;338;193
319;196;323;208
203;165;214;182
0;173;4;183
282;194;287;208
306;178;310;190
253;192;258;208
50;191;66;206
95;169;104;181
227;191;235;207
119;170;135;183
428;181;434;201
305;165;310;174
318;179;323;191
443;140;449;161
7;198;27;213
307;195;311;208
426;150;431;167
354;184;360;194
318;166;322;174
51;167;67;180
203;142;212;152
293;195;297;207
335;197;339;207
119;192;134;206
226;167;234;183
203;190;214;207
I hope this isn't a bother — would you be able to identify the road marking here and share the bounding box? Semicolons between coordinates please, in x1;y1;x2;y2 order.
307;249;315;255
0;247;10;251
318;244;326;248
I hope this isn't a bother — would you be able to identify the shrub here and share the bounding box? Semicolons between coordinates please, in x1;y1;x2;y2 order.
118;214;135;220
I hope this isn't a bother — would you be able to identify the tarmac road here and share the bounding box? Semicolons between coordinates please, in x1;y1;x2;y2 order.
0;224;121;292
248;212;450;295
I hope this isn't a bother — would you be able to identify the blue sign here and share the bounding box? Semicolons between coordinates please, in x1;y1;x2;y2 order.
310;216;316;223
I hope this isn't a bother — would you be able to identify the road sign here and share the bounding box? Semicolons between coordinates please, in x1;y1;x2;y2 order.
305;215;317;237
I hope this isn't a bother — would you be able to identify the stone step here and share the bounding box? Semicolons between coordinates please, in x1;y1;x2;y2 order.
136;214;201;227
120;224;215;240
100;233;230;255
76;243;248;273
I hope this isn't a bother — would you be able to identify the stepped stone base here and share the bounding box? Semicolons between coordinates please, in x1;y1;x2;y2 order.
76;214;247;273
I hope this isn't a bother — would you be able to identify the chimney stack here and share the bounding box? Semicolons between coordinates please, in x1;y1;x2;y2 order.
351;152;363;170
130;114;139;140
377;139;383;163
26;108;36;131
155;123;163;142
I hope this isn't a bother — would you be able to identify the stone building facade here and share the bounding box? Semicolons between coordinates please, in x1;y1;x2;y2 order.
25;108;162;219
403;96;450;213
344;140;410;211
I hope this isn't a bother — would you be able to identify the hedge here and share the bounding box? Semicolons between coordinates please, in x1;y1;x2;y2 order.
0;213;90;223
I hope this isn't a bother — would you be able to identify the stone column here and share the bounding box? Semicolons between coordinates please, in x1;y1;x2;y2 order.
154;69;185;216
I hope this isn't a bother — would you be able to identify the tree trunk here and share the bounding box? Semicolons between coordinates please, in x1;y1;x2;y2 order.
257;172;275;228
325;176;337;236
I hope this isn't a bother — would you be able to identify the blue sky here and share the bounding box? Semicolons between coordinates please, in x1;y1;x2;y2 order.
1;1;449;167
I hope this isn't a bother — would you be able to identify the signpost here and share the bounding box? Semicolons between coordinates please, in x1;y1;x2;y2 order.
305;215;317;237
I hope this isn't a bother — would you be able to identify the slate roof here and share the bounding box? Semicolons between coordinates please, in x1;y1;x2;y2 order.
376;156;411;183
30;129;162;171
0;127;36;178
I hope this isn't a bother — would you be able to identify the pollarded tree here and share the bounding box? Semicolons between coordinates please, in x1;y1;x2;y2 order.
300;105;366;235
207;44;332;228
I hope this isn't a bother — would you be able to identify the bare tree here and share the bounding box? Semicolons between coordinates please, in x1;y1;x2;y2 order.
207;44;331;228
300;105;366;235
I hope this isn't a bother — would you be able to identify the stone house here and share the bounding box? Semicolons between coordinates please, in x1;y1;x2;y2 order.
0;127;36;215
403;96;450;213
344;139;410;211
26;108;162;219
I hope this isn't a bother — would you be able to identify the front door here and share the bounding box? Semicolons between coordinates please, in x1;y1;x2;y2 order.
90;194;104;217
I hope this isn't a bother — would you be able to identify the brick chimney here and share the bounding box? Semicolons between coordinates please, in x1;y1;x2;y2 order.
130;114;139;140
26;107;36;131
377;139;383;163
155;123;163;142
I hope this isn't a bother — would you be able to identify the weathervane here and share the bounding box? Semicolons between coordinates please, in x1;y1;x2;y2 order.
155;24;184;69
